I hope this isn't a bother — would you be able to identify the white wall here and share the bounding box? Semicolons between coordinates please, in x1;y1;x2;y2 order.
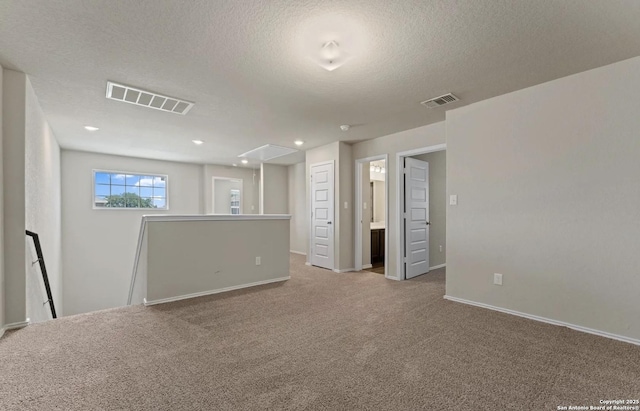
2;69;27;325
338;142;353;271
61;150;202;315
0;64;4;333
145;217;290;303
287;162;307;254
352;122;446;278
446;56;640;342
203;165;259;215
412;150;446;268
25;76;62;322
260;163;288;214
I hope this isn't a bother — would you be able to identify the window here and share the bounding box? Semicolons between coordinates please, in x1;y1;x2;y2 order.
93;171;168;209
230;189;241;214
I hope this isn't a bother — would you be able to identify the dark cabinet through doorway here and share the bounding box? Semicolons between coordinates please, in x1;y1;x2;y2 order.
371;228;385;264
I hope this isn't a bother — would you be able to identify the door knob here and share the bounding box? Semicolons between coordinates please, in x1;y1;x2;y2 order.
327;221;332;224
426;221;430;225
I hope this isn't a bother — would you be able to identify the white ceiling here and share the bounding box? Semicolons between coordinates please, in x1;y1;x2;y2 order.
1;0;639;166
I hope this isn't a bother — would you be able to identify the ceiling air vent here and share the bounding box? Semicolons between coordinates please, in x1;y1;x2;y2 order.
420;93;459;109
106;81;194;115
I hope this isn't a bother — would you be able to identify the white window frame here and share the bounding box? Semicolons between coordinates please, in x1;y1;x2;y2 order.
92;169;170;210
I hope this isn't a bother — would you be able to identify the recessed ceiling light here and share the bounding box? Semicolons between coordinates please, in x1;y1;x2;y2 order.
241;159;248;164
192;140;204;145
294;140;304;146
84;126;99;131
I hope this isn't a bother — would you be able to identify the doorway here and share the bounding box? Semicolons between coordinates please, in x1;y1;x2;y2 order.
355;155;389;278
212;177;243;214
396;144;446;280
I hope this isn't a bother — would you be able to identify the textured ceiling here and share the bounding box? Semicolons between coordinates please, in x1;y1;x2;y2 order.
1;0;639;166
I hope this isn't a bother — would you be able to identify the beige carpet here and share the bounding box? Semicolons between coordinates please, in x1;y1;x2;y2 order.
1;254;639;410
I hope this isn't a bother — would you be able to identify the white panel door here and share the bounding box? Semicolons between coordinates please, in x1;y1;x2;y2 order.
404;157;429;279
310;162;334;270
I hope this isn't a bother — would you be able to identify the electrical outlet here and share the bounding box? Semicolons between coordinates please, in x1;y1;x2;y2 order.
439;245;443;252
344;201;348;209
493;273;503;286
449;195;458;206
363;202;367;209
255;257;261;266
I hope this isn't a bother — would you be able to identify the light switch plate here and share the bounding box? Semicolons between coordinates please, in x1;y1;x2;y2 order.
344;202;348;209
494;273;503;286
449;195;458;205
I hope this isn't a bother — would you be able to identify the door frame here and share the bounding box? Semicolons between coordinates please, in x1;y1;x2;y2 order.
212;176;243;214
354;154;390;279
396;144;446;280
308;160;335;270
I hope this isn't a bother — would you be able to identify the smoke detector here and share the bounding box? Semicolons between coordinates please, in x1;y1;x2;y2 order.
106;81;194;115
420;93;459;109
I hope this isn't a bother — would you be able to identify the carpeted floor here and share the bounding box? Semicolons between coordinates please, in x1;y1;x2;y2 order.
1;254;639;410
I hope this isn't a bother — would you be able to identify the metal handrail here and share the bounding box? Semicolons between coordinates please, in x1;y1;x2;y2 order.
25;230;57;319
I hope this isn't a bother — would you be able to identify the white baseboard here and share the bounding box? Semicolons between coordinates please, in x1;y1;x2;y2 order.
3;319;30;331
305;262;312;266
0;327;4;339
333;268;356;273
289;250;307;256
362;264;373;269
444;295;640;347
144;276;291;306
429;263;446;270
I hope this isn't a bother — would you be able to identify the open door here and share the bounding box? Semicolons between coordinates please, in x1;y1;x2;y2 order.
309;162;334;270
404;157;429;279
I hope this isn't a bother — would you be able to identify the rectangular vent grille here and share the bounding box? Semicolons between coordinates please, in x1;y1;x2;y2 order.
106;81;194;115
420;93;459;109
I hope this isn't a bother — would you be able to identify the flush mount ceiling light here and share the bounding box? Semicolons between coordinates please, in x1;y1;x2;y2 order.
192;140;204;145
312;41;352;71
84;126;99;131
241;159;249;164
340;124;350;131
294;140;305;146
